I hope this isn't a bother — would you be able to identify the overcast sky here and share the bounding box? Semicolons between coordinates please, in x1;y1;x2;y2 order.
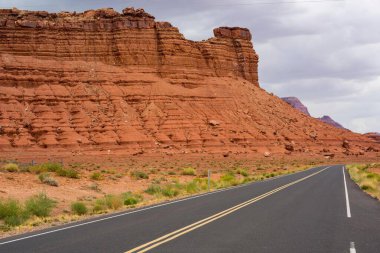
1;0;379;133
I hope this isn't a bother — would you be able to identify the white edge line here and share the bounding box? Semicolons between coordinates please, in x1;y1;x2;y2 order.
343;166;352;218
350;241;356;253
0;165;330;246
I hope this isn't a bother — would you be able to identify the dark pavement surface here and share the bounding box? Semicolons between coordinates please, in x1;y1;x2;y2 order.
1;165;379;253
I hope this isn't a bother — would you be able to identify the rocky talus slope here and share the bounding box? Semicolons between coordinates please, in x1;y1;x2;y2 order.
0;7;378;156
365;133;380;143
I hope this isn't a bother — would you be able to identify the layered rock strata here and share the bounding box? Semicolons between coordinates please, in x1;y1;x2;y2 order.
0;7;377;155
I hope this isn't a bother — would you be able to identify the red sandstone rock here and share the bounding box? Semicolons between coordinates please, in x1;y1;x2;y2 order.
0;7;378;156
364;132;380;143
213;27;252;40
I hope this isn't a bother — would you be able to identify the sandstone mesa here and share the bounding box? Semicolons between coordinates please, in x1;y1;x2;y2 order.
0;7;378;157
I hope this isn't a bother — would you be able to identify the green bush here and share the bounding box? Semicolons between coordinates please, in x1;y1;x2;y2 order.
90;172;102;181
361;185;374;191
218;172;238;188
122;192;142;206
105;195;123;210
93;199;107;213
38;173;58;187
131;171;149;180
43;163;62;172
2;163;19;172
145;184;162;195
25;193;56;217
71;202;88;215
0;199;29;226
161;185;179;198
237;168;249;177
185;181;201;194
56;168;79;179
182;167;196;176
28;162;63;174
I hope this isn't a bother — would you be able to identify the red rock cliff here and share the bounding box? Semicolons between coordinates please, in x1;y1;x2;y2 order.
0;7;377;156
0;8;259;85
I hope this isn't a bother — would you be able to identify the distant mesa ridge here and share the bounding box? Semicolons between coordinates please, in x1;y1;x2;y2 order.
318;115;345;130
0;7;378;156
281;97;346;130
281;97;311;116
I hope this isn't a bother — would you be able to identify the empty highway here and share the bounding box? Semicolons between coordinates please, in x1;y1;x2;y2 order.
1;165;379;253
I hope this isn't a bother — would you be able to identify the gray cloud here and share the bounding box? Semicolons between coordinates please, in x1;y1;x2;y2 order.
0;0;378;133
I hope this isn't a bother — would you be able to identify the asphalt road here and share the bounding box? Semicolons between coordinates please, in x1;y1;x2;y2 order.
1;165;380;253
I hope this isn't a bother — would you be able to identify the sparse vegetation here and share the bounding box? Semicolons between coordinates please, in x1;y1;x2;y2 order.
236;168;249;177
90;172;102;181
25;193;56;217
27;162;79;179
0;199;28;227
28;162;62;174
145;184;162;195
56;168;79;179
38;173;58;187
71;202;88;215
122;192;142;206
0;193;55;229
131;171;149;180
0;158;315;233
182;167;196;176
1;163;19;172
161;184;180;198
347;163;380;199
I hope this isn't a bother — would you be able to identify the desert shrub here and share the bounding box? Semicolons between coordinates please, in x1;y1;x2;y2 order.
105;195;123;210
218;172;238;188
361;185;373;191
42;163;62;172
28;162;62;174
348;164;380;199
25;193;56;217
131;171;149;180
90;172;102;181
161;185;179;198
93;199;107;213
0;199;29;226
89;183;101;192
71;202;88;215
367;173;375;179
56;168;79;179
168;171;176;175
185;181;201;194
236;168;249;177
182;167;196;176
2;163;19;172
145;184;162;195
122;192;142;206
38;173;58;187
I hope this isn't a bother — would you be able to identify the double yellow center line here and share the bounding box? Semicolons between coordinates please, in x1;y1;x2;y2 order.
125;167;329;253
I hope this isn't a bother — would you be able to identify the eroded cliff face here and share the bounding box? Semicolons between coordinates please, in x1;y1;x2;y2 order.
0;7;377;156
0;8;259;85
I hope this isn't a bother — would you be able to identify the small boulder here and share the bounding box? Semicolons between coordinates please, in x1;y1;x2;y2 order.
342;139;350;149
285;143;294;152
208;120;220;127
